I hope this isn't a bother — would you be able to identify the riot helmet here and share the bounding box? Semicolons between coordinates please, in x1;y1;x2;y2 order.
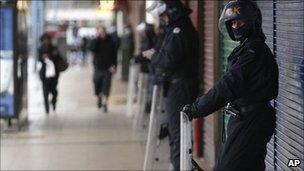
218;0;263;41
146;0;192;23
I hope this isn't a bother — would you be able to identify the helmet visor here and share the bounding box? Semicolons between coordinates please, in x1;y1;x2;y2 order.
218;1;242;36
146;1;167;17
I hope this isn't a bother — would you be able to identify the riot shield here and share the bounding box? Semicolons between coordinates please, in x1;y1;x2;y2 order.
133;73;149;131
180;111;193;170
126;60;140;117
143;85;170;170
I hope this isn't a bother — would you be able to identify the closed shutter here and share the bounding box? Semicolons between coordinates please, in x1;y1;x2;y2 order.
256;1;275;170
274;1;304;170
219;1;238;142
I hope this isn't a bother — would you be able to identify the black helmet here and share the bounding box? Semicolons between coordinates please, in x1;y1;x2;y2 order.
218;0;262;41
146;0;192;22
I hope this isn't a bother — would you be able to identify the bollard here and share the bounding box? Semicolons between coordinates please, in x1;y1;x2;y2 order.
180;111;193;171
143;85;170;170
126;60;140;118
133;73;149;131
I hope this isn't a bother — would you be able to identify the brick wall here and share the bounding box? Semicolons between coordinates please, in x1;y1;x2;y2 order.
187;0;222;168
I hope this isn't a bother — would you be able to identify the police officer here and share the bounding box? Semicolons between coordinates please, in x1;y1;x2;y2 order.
144;0;199;170
182;1;278;170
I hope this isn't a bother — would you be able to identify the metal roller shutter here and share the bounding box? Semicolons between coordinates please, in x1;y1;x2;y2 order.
274;0;304;170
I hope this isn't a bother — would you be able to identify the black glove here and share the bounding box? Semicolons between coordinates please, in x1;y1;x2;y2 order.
182;104;193;121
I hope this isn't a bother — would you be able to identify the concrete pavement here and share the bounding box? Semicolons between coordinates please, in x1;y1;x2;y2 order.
1;60;147;170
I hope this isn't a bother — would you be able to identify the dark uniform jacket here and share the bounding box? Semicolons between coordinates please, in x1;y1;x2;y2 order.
191;36;278;116
91;36;117;71
134;24;157;73
151;17;199;83
150;16;200;171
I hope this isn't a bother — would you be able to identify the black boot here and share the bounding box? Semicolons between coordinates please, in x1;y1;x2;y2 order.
45;99;50;114
103;104;108;113
52;102;56;111
97;97;102;109
46;105;50;114
43;91;50;114
52;99;56;111
103;97;108;113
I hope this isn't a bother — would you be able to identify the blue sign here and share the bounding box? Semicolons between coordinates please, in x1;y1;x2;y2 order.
0;7;13;52
0;7;14;118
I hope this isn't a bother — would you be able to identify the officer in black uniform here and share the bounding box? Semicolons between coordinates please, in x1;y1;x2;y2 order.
182;1;278;170
144;1;199;170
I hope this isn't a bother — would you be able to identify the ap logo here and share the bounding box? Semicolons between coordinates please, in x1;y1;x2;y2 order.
287;159;301;167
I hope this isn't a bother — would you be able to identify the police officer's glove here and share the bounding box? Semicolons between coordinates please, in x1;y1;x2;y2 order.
182;104;193;121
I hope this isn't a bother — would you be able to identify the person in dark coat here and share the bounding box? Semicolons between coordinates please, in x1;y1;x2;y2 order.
144;1;199;170
91;26;117;112
80;37;88;65
38;34;61;114
135;23;157;72
182;1;279;170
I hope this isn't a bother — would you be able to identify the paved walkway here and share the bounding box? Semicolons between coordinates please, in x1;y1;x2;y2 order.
1;60;146;170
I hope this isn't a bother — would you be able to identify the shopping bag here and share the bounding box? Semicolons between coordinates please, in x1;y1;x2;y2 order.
45;58;56;78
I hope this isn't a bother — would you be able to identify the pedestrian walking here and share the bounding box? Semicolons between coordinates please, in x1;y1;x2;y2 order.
38;34;62;114
90;26;117;112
